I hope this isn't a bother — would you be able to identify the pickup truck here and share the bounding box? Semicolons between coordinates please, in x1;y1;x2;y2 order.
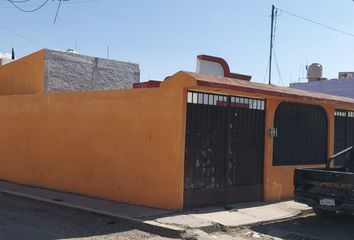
294;146;354;217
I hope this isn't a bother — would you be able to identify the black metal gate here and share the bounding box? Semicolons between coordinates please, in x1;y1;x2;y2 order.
334;110;354;166
184;91;265;208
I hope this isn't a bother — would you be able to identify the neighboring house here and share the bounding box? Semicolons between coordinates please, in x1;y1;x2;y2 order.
0;51;354;210
290;77;354;99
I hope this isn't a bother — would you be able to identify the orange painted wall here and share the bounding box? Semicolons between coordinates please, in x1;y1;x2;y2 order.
0;50;45;95
0;86;185;210
0;64;353;209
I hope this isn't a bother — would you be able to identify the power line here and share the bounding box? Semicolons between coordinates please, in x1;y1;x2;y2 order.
0;0;104;7
272;8;284;87
3;0;76;24
263;61;269;84
273;47;284;86
5;0;30;3
0;0;30;4
276;6;354;38
53;0;63;24
0;23;43;47
5;0;50;12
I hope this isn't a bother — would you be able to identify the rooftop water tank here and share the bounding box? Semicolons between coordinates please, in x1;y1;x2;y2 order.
307;63;323;82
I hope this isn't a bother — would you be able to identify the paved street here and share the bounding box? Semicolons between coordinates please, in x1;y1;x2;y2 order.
251;213;354;240
1;191;354;240
214;213;354;240
0;193;175;240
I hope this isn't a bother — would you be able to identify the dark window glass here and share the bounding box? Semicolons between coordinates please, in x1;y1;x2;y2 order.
334;110;354;166
273;102;328;166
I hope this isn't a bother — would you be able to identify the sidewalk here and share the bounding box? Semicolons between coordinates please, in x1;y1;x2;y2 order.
0;180;311;238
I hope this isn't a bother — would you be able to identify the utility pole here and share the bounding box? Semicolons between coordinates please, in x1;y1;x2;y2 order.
268;5;275;85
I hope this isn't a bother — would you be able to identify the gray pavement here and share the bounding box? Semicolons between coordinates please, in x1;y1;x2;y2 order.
211;213;354;240
251;213;354;240
0;180;311;236
0;192;176;240
155;201;311;231
1;183;352;240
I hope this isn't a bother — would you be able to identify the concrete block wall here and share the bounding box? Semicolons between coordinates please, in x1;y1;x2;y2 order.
44;49;140;93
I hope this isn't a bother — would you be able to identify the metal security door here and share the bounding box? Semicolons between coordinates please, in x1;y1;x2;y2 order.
226;96;265;203
184;92;228;207
184;91;265;208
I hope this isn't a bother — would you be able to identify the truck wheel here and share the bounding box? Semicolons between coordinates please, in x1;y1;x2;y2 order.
313;208;336;218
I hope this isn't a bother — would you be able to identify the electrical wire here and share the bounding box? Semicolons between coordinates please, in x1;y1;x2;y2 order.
0;0;104;7
2;0;104;24
5;0;50;12
0;0;30;3
0;23;43;47
53;0;62;24
6;0;30;2
0;0;29;5
273;47;284;86
263;61;269;84
276;6;354;38
272;9;284;86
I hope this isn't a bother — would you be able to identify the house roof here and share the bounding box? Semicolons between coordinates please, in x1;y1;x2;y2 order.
182;71;354;108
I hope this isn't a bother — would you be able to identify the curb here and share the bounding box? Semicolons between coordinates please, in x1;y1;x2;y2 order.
0;189;185;239
300;207;314;216
197;208;313;234
0;188;313;238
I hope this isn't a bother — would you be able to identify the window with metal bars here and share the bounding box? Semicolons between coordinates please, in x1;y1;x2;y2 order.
187;91;265;110
334;109;354;166
273;102;328;166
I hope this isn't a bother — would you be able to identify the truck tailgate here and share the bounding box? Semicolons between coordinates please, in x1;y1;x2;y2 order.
294;168;354;210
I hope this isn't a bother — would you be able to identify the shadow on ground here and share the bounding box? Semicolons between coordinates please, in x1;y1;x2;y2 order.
0;192;153;240
251;214;354;240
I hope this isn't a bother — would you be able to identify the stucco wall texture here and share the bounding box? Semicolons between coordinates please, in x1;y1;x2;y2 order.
0;86;185;210
0;50;45;95
44;49;140;93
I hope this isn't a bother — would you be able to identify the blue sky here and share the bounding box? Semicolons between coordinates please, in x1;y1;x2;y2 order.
1;0;354;86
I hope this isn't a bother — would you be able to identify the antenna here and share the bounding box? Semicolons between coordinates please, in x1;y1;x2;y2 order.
298;64;302;82
107;46;110;59
11;48;15;60
268;5;275;85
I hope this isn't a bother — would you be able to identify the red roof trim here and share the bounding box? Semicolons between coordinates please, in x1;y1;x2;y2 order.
197;55;252;81
133;80;161;89
196;80;354;108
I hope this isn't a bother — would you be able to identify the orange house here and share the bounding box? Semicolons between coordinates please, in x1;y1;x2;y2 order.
0;50;353;210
